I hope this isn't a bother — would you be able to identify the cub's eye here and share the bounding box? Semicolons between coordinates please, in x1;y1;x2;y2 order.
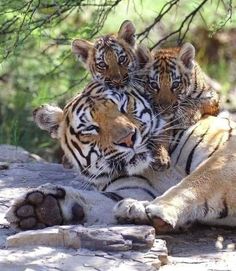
119;55;126;64
81;125;100;135
172;81;180;89
96;62;106;69
149;81;159;90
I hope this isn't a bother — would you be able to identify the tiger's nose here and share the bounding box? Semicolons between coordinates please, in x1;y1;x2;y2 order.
115;129;136;148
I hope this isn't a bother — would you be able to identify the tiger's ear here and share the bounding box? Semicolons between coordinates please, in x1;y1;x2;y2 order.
71;39;94;64
118;20;136;46
179;42;195;70
136;45;152;68
33;105;63;139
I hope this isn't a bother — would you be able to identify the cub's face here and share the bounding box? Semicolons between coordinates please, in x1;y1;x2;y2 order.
147;43;195;114
86;35;136;88
72;20;150;90
34;83;162;182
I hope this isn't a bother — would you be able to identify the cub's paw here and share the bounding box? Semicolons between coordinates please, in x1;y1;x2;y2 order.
113;199;150;225
5;184;85;231
152;145;170;172
145;203;177;233
152;155;171;172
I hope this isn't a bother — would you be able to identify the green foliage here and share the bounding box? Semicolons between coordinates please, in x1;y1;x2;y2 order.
0;0;235;160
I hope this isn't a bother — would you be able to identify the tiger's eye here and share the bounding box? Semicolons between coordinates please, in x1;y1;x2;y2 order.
119;55;126;63
149;81;159;90
81;125;100;135
97;62;106;69
172;81;180;88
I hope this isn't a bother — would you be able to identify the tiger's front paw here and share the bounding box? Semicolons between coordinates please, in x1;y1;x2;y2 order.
5;184;85;231
145;203;177;233
113;199;150;225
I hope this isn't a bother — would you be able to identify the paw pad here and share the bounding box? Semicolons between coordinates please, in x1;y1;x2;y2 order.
13;190;65;230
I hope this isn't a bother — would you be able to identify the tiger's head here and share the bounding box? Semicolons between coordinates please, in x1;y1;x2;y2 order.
72;20;150;90
34;82;164;184
147;42;196;113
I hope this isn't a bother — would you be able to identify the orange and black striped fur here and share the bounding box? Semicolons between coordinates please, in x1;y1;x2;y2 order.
72;20;149;90
6;82;236;233
147;42;220;170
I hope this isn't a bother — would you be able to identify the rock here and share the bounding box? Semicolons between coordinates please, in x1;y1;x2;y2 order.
0;144;43;163
0;162;9;170
7;225;156;251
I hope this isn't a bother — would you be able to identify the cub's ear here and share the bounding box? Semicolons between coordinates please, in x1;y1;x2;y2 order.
118;20;136;46
136;45;152;68
71;39;93;64
33;105;63;139
179;42;195;70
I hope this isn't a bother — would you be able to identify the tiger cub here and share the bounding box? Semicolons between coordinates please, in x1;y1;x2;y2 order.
147;42;220;170
71;20;149;90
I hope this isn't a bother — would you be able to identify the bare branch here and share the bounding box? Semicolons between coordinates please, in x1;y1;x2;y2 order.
137;0;180;42
149;0;209;50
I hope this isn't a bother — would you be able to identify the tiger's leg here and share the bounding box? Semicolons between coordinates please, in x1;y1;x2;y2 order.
6;176;157;230
114;145;236;232
5;183;118;230
146;145;236;232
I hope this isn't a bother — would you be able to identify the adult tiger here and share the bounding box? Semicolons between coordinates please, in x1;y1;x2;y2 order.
6;82;236;233
72;20;149;90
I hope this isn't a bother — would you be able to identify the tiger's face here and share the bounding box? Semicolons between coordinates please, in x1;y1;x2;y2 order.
148;43;195;114
72;21;150;90
87;35;136;88
34;82;163;181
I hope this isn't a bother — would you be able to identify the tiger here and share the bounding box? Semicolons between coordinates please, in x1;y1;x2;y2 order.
5;80;236;234
71;20;171;171
72;20;149;90
146;42;220;170
72;19;171;171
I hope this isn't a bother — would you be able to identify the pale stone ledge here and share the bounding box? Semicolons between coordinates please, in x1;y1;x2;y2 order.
7;225;156;251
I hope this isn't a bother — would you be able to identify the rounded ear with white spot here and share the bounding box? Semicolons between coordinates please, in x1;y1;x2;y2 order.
136;45;152;68
33;105;63;139
118;20;136;46
179;42;195;70
71;39;94;64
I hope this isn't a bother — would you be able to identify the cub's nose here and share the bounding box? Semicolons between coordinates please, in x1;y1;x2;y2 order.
114;129;136;148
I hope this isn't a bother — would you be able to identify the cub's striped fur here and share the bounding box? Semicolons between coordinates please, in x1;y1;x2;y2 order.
72;20;148;90
148;42;220;121
6;83;236;233
147;42;220;170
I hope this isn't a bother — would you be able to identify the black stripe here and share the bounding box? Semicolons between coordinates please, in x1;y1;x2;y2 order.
101;175;127;191
196;88;204;98
226;118;233;141
185;127;209;174
103;192;124;202
101;174;154;191
169;130;184;155
175;124;200;165
65;135;83;171
218;198;228;219
116;186;156;199
203;200;209;217
71;139;86;159
132;174;155;188
207;135;224;158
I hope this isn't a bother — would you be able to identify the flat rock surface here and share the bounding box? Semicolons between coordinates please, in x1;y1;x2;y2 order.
1;144;236;271
6;225;156;251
